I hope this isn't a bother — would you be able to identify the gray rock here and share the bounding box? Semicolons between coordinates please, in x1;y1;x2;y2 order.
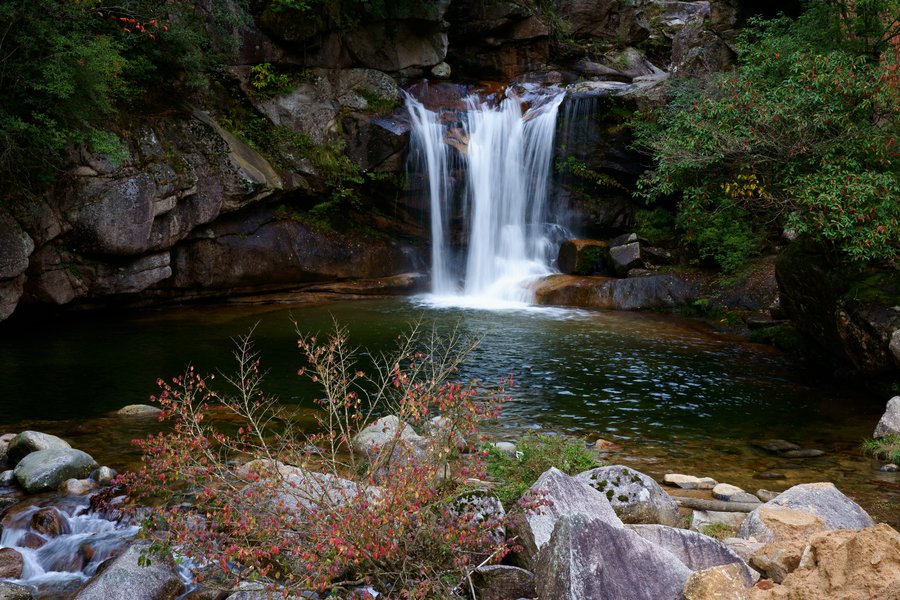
14;448;98;494
609;241;643;276
756;489;779;502
874;396;900;438
533;273;696;311
352;415;425;456
471;565;535;600
510;467;623;569
7;431;71;466
74;542;185;600
663;473;717;490
577;465;681;526
225;581;293;599
424;416;466;450
92;466;118;485
0;470;16;486
0;432;16;465
0;275;24;322
0;211;34;280
536;514;691;600
722;537;765;564
737;482;874;543
628;524;755;586
712;483;760;504
116;404;162;417
60;478;95;496
430;62;452;78
881;463;899;472
753;439;801;453
690;510;746;533
0;581;34;600
491;442;517;457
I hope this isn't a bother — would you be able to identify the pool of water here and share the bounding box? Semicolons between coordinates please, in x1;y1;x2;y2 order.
1;297;896;524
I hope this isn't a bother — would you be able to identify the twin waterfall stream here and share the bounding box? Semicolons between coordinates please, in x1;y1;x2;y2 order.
406;86;570;305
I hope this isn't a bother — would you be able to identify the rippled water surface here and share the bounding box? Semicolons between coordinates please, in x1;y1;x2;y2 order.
1;297;896;524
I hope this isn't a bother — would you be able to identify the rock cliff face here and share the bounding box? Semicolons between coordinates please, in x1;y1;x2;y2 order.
0;0;746;323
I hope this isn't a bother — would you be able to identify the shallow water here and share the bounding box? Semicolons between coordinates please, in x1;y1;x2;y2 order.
0;297;896;525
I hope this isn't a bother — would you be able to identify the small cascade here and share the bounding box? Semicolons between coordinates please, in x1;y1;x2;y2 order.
406;85;568;305
0;495;138;597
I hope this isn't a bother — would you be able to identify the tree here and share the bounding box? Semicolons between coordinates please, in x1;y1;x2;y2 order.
634;1;900;269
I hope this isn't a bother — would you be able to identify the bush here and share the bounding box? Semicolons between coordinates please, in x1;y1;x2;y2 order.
124;322;520;598
634;3;900;265
485;432;601;507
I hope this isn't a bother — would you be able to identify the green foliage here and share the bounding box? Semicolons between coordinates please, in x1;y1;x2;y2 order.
556;156;626;191
485;433;601;507
634;207;677;245
634;4;900;265
700;522;737;540
248;63;293;98
357;88;400;114
862;434;900;464
0;0;246;194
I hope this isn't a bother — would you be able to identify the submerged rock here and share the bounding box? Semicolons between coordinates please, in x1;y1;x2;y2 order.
576;465;681;526
536;513;691;600
14;449;97;493
116;404;162;417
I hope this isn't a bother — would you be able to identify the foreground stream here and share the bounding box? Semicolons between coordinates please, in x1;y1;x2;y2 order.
1;297;897;529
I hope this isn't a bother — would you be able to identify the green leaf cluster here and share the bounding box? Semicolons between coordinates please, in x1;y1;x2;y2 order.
634;2;900;267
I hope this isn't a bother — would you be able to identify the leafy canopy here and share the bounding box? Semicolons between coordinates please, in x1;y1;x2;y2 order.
634;0;900;267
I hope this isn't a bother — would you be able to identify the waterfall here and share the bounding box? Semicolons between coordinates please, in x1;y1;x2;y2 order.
406;86;566;304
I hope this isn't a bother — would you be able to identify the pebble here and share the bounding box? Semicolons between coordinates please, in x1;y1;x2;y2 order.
663;473;717;489
880;463;899;472
755;472;786;480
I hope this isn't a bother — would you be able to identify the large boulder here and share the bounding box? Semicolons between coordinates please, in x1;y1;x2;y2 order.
235;459;378;511
671;14;735;79
536;513;692;600
6;431;71;466
0;548;24;579
576;465;681;526
14;448;98;493
533;273;696;310
874;395;900;437
470;565;535;600
351;415;425;456
74;542;185;600
0;211;34;280
0;582;33;600
750;524;900;600
509;467;623;569
737;483;874;543
557;240;610;276
628;525;755;585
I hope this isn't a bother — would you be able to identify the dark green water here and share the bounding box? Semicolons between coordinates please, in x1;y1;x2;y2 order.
1;297;896;523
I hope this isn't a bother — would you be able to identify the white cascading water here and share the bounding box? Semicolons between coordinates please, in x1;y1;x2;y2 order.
406;88;566;305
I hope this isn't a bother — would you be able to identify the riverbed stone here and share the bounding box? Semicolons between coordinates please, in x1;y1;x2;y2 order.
683;564;750;600
576;465;681;526
31;507;70;536
0;433;16;465
14;448;98;493
782;449;825;458
60;478;96;496
470;565;535;600
881;463;899;472
691;510;747;533
664;473;717;489
116;404;162;417
713;484;761;504
755;489;779;502
737;483;874;543
629;524;755;585
352;415;426;459
91;466;117;485
0;581;33;600
510;467;623;569
874;395;900;437
74;541;185;600
0;470;16;486
7;431;71;466
536;513;691;600
752;440;801;453
0;548;24;578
